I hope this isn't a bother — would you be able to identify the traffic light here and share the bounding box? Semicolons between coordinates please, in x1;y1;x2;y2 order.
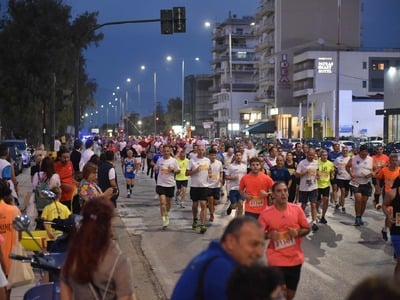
160;9;173;34
173;7;186;33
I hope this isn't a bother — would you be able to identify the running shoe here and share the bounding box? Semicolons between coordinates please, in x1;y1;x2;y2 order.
179;203;185;208
200;225;207;234
354;217;361;226
341;207;346;214
226;206;232;216
319;217;327;224
209;214;214;222
375;203;382;210
192;218;198;230
127;193;130;198
162;216;168;229
311;223;319;232
335;204;340;210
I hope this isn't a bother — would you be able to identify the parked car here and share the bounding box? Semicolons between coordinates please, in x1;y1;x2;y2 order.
1;139;30;167
385;142;400;154
8;145;23;175
339;140;356;152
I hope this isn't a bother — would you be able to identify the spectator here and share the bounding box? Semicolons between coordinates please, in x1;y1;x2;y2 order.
60;199;137;299
346;275;400;300
0;179;20;300
171;216;265;300
41;186;71;240
78;162;113;206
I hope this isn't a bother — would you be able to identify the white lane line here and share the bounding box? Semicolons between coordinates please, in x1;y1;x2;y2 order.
303;262;336;283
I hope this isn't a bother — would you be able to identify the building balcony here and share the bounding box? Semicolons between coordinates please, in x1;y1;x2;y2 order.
213;102;229;110
293;88;314;98
214;116;229;123
293;69;315;81
255;40;274;52
255;2;275;19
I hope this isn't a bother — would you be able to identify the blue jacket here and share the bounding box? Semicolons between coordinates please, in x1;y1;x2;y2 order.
171;240;236;300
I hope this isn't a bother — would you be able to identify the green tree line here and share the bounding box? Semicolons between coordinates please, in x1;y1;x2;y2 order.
0;0;102;146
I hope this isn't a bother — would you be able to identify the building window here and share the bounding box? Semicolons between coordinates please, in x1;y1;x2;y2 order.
362;81;367;88
362;61;367;69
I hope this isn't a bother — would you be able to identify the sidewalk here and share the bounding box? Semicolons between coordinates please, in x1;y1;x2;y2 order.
11;162;165;299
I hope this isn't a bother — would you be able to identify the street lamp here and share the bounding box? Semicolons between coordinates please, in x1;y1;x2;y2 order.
165;55;200;135
140;65;157;137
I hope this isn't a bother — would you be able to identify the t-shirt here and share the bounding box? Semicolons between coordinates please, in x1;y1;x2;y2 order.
225;162;247;191
208;160;223;188
328;151;341;162
349;155;373;185
156;157;179;187
54;161;74;202
239;172;274;214
175;157;189;181
0;202;20;275
171;241;236;300
317;159;334;189
187;156;210;188
376;166;400;192
41;201;71;221
334;156;351;180
269;166;291;185
372;154;389;176
258;203;310;267
296;159;318;191
389;177;400;235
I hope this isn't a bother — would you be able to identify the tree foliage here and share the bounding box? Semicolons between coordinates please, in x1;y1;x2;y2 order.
0;0;103;145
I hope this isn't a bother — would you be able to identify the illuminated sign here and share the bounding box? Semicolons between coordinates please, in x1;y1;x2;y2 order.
317;57;334;74
279;54;290;88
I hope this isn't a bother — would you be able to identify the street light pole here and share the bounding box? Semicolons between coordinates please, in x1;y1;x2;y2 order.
335;0;341;139
229;32;233;139
181;59;185;130
137;83;141;119
153;71;157;137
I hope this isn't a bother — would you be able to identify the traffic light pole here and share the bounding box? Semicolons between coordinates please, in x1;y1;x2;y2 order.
75;9;185;141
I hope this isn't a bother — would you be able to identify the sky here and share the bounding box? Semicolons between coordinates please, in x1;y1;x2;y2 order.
63;0;259;127
1;0;399;129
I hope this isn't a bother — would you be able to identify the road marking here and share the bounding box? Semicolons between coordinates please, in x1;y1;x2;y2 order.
303;262;336;283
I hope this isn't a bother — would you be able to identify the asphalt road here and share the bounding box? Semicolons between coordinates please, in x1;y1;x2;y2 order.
118;167;394;300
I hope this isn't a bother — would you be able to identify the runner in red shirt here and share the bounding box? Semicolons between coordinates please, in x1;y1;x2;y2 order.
372;145;389;209
258;181;310;300
239;157;274;219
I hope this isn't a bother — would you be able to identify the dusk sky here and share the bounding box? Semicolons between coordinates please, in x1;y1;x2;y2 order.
64;0;258;125
2;0;399;128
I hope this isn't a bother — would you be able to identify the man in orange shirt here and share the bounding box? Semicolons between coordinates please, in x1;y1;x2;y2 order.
372;145;389;209
54;147;75;210
375;153;400;241
239;157;274;219
258;181;310;300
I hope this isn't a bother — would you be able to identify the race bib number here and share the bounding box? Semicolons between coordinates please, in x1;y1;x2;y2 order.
126;166;133;173
273;231;296;250
396;213;400;227
349;180;359;188
249;197;264;208
161;168;170;174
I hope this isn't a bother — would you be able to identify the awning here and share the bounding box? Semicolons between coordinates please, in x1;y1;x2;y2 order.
243;121;276;134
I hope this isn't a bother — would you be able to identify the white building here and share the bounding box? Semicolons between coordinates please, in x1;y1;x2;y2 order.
209;13;261;137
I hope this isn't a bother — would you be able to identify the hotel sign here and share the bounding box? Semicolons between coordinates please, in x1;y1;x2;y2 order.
317;57;334;74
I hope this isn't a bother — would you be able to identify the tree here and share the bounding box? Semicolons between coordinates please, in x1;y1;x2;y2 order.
0;0;103;146
164;97;182;128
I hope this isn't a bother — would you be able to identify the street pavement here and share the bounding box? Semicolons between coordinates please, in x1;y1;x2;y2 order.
11;160;395;300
